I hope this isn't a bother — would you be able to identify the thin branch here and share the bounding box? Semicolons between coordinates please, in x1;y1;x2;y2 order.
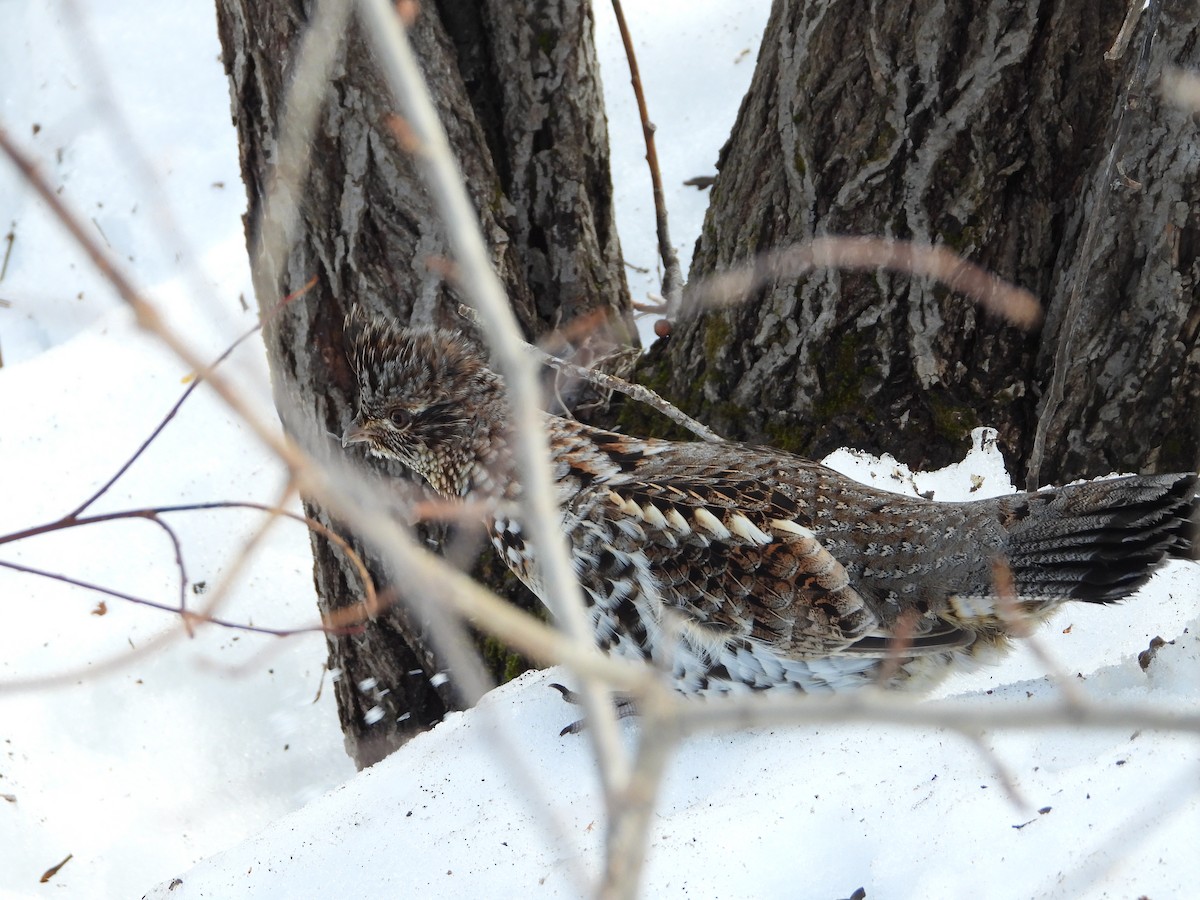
601;689;682;900
160;512;191;630
990;559;1088;707
0;226;13;282
610;0;683;318
0;500;379;627
178;483;319;665
0;559;325;637
669;687;1200;739
695;237;1044;329
1104;0;1145;61
64;276;317;520
963;732;1028;812
457;304;723;443
245;0;353;306
354;0;631;797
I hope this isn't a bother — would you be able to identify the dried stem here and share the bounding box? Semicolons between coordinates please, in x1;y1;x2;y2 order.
696;237;1043;329
990;559;1088;707
671;687;1200;739
600;688;682;900
0;560;325;637
1105;0;1145;61
245;0;353;304
0;499;378;636
963;732;1028;811
457;304;723;443
611;0;683;318
354;0;631;798
64;277;316;521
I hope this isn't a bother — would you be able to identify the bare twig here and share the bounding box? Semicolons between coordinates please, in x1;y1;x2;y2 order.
245;0;353;306
355;0;631;798
963;732;1028;811
873;608;919;687
1;484;379;695
0;225;13;282
671;688;1200;739
64;276;317;521
602;688;681;900
990;559;1088;707
611;1;683;319
457;303;723;443
184;480;298;637
0;499;378;632
0;560;326;637
39;853;73;885
695;237;1043;329
1104;0;1144;61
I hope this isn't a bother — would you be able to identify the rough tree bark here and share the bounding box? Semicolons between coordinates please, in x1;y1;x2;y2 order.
215;0;1198;767
215;0;632;767
645;0;1199;488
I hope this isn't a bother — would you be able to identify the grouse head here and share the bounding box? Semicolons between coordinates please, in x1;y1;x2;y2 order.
342;312;506;498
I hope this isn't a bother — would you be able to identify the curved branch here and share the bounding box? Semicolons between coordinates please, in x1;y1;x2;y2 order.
0;501;378;636
0;559;326;637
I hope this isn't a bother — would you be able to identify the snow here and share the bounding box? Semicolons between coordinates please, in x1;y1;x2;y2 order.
141;640;1200;900
1;2;1196;899
1;2;352;896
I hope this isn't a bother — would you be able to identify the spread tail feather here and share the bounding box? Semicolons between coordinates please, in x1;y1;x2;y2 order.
1004;473;1197;603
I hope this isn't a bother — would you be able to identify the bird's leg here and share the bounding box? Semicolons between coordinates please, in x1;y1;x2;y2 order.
548;683;638;736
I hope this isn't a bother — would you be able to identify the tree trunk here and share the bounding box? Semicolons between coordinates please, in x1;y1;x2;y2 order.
646;0;1199;489
216;0;1199;766
215;0;631;767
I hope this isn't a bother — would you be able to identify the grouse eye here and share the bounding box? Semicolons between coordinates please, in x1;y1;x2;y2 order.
389;409;412;428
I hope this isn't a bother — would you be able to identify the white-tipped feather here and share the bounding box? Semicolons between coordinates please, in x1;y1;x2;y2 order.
769;518;818;540
728;512;773;545
641;503;668;530
693;507;731;539
665;508;691;535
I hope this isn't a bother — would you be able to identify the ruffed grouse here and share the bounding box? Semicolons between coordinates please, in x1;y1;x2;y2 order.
341;316;1197;696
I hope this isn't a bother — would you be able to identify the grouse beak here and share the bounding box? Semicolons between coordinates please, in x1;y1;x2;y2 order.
341;419;371;449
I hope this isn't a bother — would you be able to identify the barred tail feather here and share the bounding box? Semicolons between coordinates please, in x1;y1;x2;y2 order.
1004;473;1197;604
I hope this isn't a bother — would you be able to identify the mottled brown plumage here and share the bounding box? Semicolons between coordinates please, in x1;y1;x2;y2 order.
342;315;1197;696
